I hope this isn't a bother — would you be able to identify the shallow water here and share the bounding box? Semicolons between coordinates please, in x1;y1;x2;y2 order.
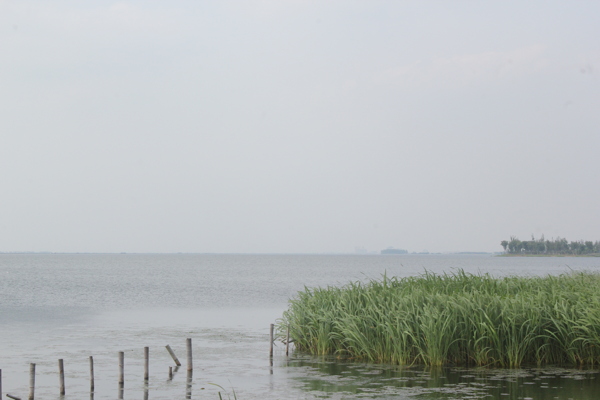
0;253;599;399
284;357;600;399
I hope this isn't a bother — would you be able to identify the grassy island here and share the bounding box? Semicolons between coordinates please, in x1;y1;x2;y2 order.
278;271;600;367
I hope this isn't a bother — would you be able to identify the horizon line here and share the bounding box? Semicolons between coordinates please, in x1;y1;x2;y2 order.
0;251;498;255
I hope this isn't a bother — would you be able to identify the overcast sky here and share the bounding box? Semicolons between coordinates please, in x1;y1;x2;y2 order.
1;1;598;254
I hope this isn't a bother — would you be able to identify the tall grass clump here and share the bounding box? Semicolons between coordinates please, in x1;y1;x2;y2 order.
277;270;600;367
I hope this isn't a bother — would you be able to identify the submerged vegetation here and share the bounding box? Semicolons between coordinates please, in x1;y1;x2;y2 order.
500;235;600;255
278;271;600;367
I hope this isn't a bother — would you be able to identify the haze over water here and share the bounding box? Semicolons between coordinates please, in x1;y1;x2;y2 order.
2;1;599;255
3;3;599;398
1;253;599;399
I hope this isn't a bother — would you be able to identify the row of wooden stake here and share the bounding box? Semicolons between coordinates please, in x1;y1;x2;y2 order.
0;338;194;400
0;325;290;399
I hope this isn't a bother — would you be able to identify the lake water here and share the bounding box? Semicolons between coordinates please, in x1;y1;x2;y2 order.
1;253;599;399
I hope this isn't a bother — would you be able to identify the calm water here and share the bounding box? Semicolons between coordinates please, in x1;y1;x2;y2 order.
0;253;599;399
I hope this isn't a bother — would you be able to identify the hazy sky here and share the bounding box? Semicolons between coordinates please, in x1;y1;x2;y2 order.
1;1;599;253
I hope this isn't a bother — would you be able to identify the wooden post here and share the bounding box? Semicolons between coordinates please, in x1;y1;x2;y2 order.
28;363;35;400
58;359;65;395
168;366;173;380
269;324;274;357
286;325;290;356
144;346;149;381
118;351;124;385
89;356;94;392
165;345;182;366
186;338;193;371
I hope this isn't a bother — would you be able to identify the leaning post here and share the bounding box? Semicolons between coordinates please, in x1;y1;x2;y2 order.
165;345;182;366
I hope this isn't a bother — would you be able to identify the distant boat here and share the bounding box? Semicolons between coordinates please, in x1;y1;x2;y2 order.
381;248;408;255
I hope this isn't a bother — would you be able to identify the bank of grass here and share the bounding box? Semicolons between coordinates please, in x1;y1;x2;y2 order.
278;271;600;367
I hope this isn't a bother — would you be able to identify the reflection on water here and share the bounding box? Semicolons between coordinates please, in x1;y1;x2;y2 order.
1;253;599;399
284;355;600;399
186;370;193;400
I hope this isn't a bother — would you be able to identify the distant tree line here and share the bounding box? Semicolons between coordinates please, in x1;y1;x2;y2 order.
501;235;600;255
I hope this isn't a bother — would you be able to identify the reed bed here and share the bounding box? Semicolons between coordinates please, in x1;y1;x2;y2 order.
278;270;600;367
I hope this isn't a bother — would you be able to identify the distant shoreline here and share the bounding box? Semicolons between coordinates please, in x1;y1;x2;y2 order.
498;253;600;258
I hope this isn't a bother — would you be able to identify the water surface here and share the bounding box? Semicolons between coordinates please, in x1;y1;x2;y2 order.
0;253;598;399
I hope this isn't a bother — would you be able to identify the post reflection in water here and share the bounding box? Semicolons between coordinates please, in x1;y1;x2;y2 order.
143;383;149;400
186;370;193;399
118;383;124;399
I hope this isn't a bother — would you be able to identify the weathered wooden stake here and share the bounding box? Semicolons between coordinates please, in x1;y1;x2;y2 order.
286;325;290;356
89;356;94;392
186;338;193;371
28;363;35;400
118;351;124;385
58;358;65;395
144;346;149;381
269;323;274;357
165;345;182;366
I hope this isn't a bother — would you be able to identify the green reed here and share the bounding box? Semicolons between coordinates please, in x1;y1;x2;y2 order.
277;270;600;367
